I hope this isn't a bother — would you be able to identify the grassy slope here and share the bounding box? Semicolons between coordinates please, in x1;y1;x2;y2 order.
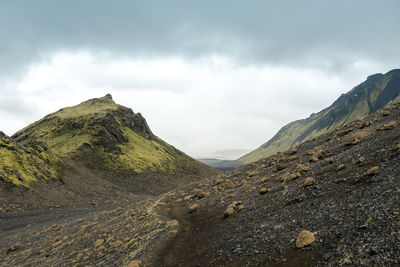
0;134;60;187
13;95;211;176
238;69;400;164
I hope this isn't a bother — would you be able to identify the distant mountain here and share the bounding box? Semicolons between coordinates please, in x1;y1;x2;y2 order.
238;69;400;164
197;158;237;170
7;94;216;190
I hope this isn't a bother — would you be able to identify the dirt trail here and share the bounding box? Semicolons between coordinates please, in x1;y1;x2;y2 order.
153;197;321;267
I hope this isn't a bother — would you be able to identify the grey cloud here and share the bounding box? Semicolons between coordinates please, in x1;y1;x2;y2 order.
1;0;399;76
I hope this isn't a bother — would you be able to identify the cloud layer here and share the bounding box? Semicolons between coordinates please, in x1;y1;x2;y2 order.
0;1;399;158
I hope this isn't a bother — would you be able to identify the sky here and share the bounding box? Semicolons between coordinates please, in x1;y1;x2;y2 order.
0;1;399;159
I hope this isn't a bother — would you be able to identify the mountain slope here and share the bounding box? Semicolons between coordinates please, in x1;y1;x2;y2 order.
152;100;400;266
13;94;212;176
238;69;400;164
0;131;60;187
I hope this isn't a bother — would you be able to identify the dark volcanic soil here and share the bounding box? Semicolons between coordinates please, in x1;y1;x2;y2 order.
149;102;400;266
1;102;400;267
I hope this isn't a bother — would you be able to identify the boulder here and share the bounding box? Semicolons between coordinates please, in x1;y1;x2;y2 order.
303;177;316;186
296;230;315;248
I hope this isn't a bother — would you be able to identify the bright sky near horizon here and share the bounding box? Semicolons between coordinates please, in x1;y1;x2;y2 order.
1;1;399;159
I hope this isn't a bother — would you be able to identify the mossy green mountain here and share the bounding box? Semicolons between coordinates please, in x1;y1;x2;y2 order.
7;94;213;187
238;69;400;164
0;131;61;187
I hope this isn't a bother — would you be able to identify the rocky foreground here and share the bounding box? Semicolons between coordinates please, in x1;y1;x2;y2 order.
152;102;400;266
1;102;400;266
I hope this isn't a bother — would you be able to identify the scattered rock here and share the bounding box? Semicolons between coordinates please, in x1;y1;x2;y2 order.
395;144;400;151
247;171;258;177
166;220;179;228
127;260;142;267
323;158;334;165
382;110;391;116
355;156;365;164
193;189;208;199
285;172;301;182
378;121;398;130
345;137;360;146
96;245;106;255
175;198;183;203
296;230;315;248
366;166;379;176
224;205;235;218
287;148;297;155
95;239;104;247
241;179;248;186
111;240;124;249
304;177;316;186
296;164;311;174
183;195;193;201
77;218;85;223
260;177;268;183
259;187;270;195
7;242;22;254
336;164;345;171
188;204;198;213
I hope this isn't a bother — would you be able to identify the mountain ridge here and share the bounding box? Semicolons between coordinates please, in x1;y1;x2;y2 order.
2;94;217;189
238;69;400;164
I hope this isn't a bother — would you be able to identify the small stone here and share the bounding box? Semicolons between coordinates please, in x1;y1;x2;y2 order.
323;158;334;165
95;239;104;247
356;156;365;164
183;195;193;201
77;218;85;223
336;164;345;171
112;240;124;249
193;189;207;199
303;177;315;186
260;177;268;183
286;173;300;182
96;245;106;255
175;198;183;203
366;166;379;176
7;242;22;254
224;205;235;218
382;110;391;116
296;164;311;174
382;121;397;130
296;230;315;248
395;144;400;151
259;187;269;195
127;260;142;267
287;148;297;155
166;220;179;228
188;204;198;213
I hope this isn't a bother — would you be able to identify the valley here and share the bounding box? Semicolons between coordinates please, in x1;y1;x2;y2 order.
1;73;400;266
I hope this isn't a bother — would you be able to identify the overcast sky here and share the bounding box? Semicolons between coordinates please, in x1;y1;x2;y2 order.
1;1;399;159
